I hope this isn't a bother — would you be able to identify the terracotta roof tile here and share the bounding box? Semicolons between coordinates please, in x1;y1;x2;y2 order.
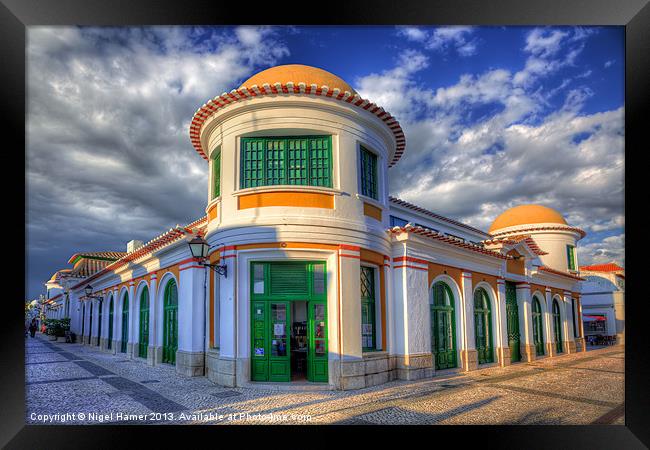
538;266;585;281
388;225;508;260
71;215;208;290
580;263;624;273
483;235;548;256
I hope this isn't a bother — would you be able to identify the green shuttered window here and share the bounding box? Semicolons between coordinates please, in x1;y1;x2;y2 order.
566;245;576;271
360;266;376;351
212;148;221;199
241;136;332;188
359;146;378;200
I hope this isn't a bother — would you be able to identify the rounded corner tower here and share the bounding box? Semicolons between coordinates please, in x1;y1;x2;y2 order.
489;204;586;273
189;64;406;248
187;63;407;388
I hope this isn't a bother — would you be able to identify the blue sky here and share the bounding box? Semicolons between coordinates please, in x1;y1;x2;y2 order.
26;26;624;299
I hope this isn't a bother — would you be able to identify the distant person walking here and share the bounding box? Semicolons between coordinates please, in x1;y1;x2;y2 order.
29;319;37;338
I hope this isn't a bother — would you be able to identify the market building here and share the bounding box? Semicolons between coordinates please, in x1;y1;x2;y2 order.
579;263;625;345
42;64;588;390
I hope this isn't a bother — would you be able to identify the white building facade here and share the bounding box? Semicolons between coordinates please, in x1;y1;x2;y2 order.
579;263;625;344
45;64;588;390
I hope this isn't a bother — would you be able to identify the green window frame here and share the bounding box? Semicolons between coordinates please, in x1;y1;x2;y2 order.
240;136;332;189
360;266;377;351
212;147;221;199
566;245;576;271
359;145;378;200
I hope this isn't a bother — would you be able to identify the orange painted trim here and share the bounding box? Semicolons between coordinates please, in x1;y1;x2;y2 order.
394;264;428;271
360;248;384;266
394;255;429;265
341;254;361;259
471;272;499;293
427;263;463;289
339;244;361;252
207;202;218;222
363;202;382;221
238;191;334;210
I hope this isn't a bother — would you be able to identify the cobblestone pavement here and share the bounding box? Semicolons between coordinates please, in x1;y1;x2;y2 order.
25;335;624;425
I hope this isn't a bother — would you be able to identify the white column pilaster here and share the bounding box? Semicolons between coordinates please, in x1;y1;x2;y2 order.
516;282;535;362
461;271;477;371
177;258;206;376
563;291;576;353
496;278;510;366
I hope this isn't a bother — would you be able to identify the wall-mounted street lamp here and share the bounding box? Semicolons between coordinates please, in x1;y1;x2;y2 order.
187;236;228;278
84;285;104;302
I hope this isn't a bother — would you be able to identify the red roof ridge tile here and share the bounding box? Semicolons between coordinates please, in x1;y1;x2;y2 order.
388;224;508;260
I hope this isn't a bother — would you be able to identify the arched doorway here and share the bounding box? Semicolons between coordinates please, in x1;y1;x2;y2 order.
121;293;129;353
505;281;521;363
552;299;563;353
162;279;178;365
138;286;149;359
97;301;102;347
532;296;544;356
430;281;457;370
474;288;493;364
108;297;114;350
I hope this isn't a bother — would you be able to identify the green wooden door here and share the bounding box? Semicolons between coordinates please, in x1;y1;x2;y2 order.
108;298;113;350
121;294;129;353
250;261;327;383
553;300;563;353
307;302;328;382
251;301;269;381
474;288;493;364
532;297;545;356
431;282;457;370
97;301;102;347
269;302;291;381
505;282;521;362
138;287;149;358
163;280;178;365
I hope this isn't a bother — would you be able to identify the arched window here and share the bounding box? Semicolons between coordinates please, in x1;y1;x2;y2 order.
97;300;102;347
430;281;457;370
532;296;544;356
121;293;129;353
138;286;150;359
552;299;563;353
163;279;178;365
474;288;493;364
108;297;114;350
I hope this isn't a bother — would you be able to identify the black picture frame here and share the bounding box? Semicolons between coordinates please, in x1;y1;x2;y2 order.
4;0;647;447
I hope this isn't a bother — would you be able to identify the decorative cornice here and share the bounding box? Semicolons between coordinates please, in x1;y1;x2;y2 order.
388;225;509;260
189;83;406;167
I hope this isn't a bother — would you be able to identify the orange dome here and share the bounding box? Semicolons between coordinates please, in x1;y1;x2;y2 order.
239;64;356;94
489;204;567;233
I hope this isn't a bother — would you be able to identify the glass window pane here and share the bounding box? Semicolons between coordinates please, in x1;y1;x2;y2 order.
315;339;325;356
271;303;287;357
253;264;264;294
313;264;325;295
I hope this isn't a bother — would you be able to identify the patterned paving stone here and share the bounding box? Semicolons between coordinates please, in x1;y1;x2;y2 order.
25;335;624;425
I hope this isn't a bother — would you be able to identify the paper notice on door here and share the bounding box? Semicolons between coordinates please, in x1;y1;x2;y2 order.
274;323;285;336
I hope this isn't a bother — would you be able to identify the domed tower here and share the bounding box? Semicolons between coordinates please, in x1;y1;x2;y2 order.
189;64;404;247
188;64;405;388
489;204;586;273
